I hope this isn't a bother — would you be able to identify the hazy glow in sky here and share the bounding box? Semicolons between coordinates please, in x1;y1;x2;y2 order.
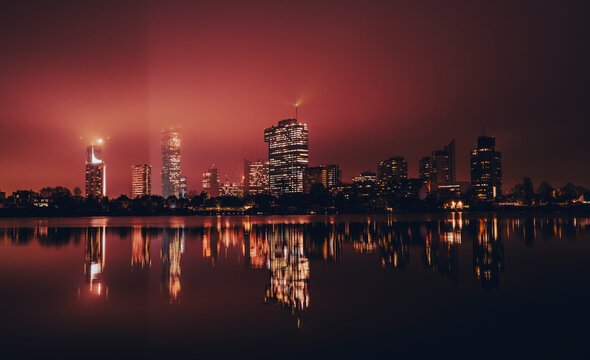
0;0;588;195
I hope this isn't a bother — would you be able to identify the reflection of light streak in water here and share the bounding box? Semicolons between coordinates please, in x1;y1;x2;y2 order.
161;227;184;303
131;226;151;268
83;226;107;297
473;218;504;287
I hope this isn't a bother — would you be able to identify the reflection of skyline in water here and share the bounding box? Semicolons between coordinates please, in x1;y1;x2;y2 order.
1;215;590;306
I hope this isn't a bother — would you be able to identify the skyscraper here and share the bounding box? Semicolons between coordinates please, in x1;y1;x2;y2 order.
244;159;269;196
131;164;151;198
264;119;309;196
85;143;106;197
377;157;408;182
471;135;502;200
419;139;455;185
202;167;220;198
445;139;456;183
161;129;182;198
305;164;341;192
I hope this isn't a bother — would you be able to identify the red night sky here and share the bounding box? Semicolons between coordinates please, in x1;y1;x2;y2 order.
0;0;588;196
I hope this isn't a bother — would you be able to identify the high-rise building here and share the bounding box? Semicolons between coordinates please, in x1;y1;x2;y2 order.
131;164;151;198
161;129;182;198
264;119;309;196
419;156;432;181
244;159;269;196
377;157;408;183
471;135;502;200
202;167;220;198
305;164;341;192
445;140;456;183
85;143;106;197
419;140;455;185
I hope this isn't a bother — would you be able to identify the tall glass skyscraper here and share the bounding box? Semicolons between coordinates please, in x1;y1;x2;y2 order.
471;136;502;200
264;119;308;196
85;144;106;197
161;129;182;198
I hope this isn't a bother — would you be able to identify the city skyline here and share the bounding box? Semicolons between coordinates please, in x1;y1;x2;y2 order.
1;1;589;195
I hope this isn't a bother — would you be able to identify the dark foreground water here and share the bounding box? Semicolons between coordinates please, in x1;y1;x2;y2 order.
1;214;589;358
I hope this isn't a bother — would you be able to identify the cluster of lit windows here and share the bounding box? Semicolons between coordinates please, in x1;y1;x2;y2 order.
264;119;309;196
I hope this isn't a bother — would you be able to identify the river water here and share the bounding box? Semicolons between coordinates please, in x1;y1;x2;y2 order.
1;214;589;358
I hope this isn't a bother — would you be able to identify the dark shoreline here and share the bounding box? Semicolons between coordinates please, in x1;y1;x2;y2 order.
1;205;590;219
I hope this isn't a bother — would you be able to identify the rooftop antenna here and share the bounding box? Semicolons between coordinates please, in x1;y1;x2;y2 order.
295;104;299;121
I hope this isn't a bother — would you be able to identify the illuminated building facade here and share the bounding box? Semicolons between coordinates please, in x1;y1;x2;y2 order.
220;182;243;197
419;156;432;181
85;144;106;197
161;129;182;198
243;159;269;196
131;164;151;198
470;136;502;200
353;171;376;184
377;157;407;182
305;164;341;192
202;167;220;198
264;119;309;196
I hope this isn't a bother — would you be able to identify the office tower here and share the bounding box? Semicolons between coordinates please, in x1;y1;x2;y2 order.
161;129;182;198
419;139;455;185
377;157;408;182
305;164;341;192
131;164;151;198
244;159;269;196
471;135;502;200
445;140;456;183
85;143;106;197
419;156;432;182
264;119;309;196
202;167;220;198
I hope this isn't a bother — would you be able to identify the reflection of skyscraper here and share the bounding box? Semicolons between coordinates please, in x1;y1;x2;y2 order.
161;228;184;302
264;119;309;196
131;164;151;198
243;160;269;196
161;129;182;198
471;136;502;200
83;227;106;296
243;223;269;269
473;218;504;287
131;226;151;268
85;144;106;197
265;225;310;315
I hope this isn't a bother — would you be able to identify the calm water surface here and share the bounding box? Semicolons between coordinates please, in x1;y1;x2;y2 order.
1;214;589;358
